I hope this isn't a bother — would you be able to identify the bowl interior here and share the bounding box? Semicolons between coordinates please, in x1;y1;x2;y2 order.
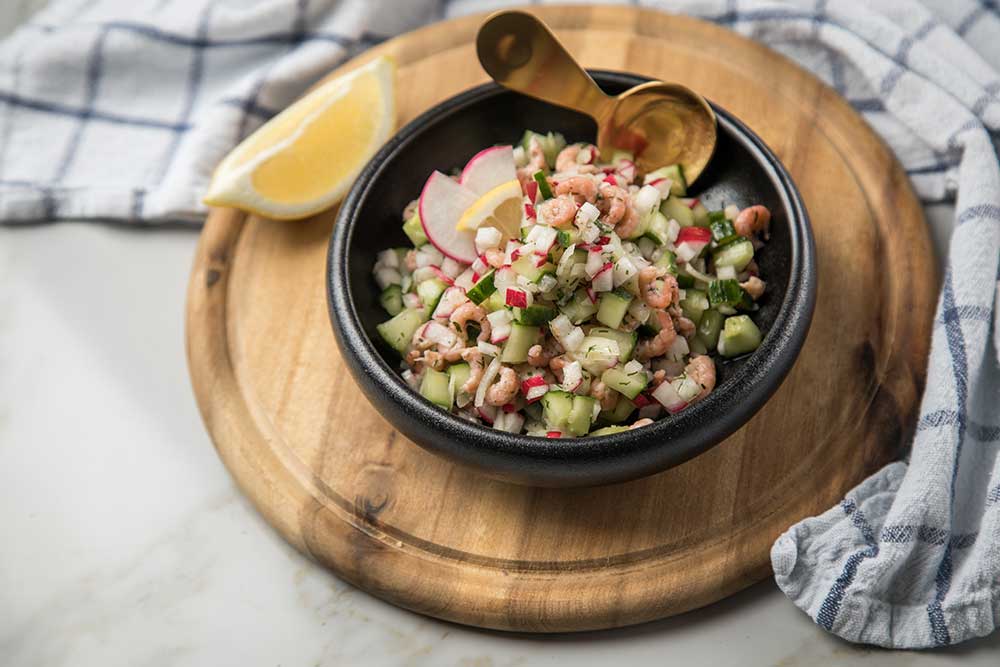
344;75;791;392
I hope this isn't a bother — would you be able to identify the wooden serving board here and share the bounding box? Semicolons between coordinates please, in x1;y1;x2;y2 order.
186;6;936;632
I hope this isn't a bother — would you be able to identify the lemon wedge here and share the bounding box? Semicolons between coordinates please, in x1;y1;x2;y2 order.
456;179;523;239
204;56;395;220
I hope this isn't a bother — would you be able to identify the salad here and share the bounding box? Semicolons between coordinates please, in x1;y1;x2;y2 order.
372;131;771;437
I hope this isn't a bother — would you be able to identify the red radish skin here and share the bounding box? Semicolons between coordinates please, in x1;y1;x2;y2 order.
687;198;700;209
429;266;455;285
586;287;597;304
460;145;517;195
546;431;562;438
525;202;536;219
524;180;538;202
419;171;480;264
677;227;712;244
506;289;528;308
632;393;653;408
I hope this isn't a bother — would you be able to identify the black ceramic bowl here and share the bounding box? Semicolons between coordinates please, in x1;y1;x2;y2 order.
328;71;815;488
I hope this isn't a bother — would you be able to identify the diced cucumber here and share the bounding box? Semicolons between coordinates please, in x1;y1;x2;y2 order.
660;196;694;228
599;395;636;424
420;369;453;409
533;170;553;199
512;254;556;282
596;288;633;329
654;249;678;275
447;363;471;396
483;289;506;313
708;279;744;309
717;315;763;357
376;308;427;355
710;218;738;246
707;210;727;225
561;287;599;324
697;308;724;350
712;238;755;271
379;284;403;316
577;336;621;374
557;228;581;247
643;211;672;245
602;366;648;400
501;322;539;363
416;278;447;313
689;336;708;355
590;425;631;436
588;327;638;362
646;165;687;196
466;270;496;304
541;390;575;430
518;304;557;326
567;395;597;436
680;288;710;325
691;201;710;227
402;211;427;247
677;272;696;289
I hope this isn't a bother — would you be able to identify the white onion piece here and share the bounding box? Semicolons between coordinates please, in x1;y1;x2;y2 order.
633;184;661;215
475;356;502;408
440;257;464;278
591;266;613;292
612;256;638;287
374;267;401;289
477;340;500;357
562;326;585;353
667;334;690;360
652;380;687;413
717;265;737;281
474;226;503;253
624;359;644;375
576;202;600;225
667;218;681;243
585;249;606;278
376;248;399;269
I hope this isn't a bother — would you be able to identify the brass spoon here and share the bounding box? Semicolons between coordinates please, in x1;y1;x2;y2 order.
476;10;717;183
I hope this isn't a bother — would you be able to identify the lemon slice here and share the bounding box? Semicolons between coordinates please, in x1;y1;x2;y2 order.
204;56;395;220
456;179;523;239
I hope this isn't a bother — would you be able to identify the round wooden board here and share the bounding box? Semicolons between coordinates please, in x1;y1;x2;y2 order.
186;6;937;632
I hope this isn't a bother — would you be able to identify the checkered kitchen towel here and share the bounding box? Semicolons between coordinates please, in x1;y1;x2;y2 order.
2;0;997;649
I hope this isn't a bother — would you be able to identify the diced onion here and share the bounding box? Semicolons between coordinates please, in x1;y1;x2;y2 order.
376;248;399;269
475;356;502;408
475;226;503;253
667;218;681;243
415;244;444;268
576;202;600;224
585;249;606;278
633;184;661;215
494;410;525;434
717;265;737;281
612;256;638;287
374;267;401;289
624;359;644;375
592;265;614;292
440;257;464;278
477;340;500;357
667;334;690;360
562;326;585;353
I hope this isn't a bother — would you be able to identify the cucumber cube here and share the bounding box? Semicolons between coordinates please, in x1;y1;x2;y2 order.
420;369;453;409
588;327;637;362
402;211;428;247
660;196;694;228
697;308;724;350
376;308;427;355
541;390;574;430
501;322;539;364
567;395;597;436
680;288;710;324
712;239;755;271
379;284;403;316
590;425;631;436
601;366;648;400
466;270;496;304
596;289;633;329
416;278;447;312
717;315;763;357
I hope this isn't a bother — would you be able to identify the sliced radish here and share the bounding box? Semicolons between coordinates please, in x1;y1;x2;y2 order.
592;263;614;292
524;179;538;202
546;431;563;438
429;266;455;286
525;384;549;403
460;145;517;195
432;286;469;319
677;227;712;244
419;171;480;264
652;380;688;414
505;288;528;308
561;360;583;393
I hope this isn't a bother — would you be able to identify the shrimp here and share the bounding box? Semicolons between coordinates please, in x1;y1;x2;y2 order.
596;182;630;225
555;144;600;174
460;347;484;394
589;380;619;411
536;194;578;227
485;367;519;406
450;302;491;342
527;344;554;368
402;198;419;221
734;205;771;240
404;249;418;272
685;354;716;402
651;369;667;388
638;266;679;309
629;418;654;430
411;322;464;361
484;248;504;269
613;204;643;239
548;354;570;382
676;316;696;338
635;310;677;361
740;275;766;301
554;175;598;205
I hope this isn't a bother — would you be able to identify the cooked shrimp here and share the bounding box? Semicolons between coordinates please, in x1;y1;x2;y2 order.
460;347;484;394
734;205;771;239
589;380;619;411
676;316;696;338
536;194;578;227
548;354;570;381
596;182;630;225
685;354;716;402
527;344;553;368
554;175;598;205
638;267;679;309
484;248;504;268
635;310;677;361
450;302;491;342
629;418;654;430
740;275;766;300
485;367;518;406
555;144;599;173
613;204;643;239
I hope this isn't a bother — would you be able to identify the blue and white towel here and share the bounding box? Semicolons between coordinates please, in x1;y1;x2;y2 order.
2;0;997;649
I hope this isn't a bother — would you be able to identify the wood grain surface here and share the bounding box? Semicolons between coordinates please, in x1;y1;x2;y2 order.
185;5;937;632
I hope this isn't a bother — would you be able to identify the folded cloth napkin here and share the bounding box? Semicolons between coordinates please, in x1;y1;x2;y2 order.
2;0;997;649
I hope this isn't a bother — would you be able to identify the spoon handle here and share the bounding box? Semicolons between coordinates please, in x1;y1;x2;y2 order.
476;11;614;122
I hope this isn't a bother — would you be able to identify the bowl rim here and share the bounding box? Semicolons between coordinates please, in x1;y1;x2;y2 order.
328;70;816;485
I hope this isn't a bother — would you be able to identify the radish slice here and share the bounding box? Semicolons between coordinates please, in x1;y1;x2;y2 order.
652;380;688;413
419;171;480;264
460;145;517;195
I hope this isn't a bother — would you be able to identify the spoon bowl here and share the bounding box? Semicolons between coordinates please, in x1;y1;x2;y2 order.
476;10;717;181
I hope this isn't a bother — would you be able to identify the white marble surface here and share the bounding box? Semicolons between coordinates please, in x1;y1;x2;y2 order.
2;3;998;666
